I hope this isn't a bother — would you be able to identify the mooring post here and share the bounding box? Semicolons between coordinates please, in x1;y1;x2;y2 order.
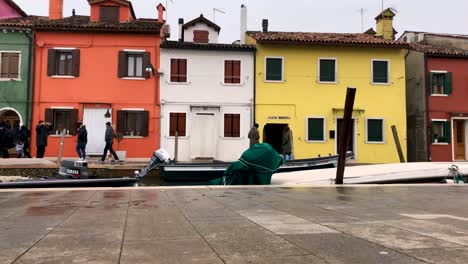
174;131;179;162
57;128;66;164
335;87;357;185
391;125;405;163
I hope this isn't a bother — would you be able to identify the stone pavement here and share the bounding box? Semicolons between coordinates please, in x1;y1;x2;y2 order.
1;185;468;263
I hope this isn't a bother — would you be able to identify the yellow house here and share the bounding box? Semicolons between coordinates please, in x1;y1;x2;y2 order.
246;10;408;163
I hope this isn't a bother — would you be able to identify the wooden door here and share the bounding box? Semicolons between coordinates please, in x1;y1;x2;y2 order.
454;120;466;160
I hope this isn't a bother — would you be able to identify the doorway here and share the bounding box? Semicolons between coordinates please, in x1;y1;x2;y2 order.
191;113;217;159
336;118;355;157
0;109;21;129
83;108;112;154
454;119;466;160
263;123;288;154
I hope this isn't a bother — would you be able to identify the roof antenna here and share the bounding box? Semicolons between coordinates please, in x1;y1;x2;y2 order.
212;8;226;23
356;8;367;32
165;0;174;21
72;9;76;17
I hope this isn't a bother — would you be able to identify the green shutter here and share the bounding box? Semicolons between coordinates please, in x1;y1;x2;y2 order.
307;118;324;141
373;61;388;83
319;59;335;82
367;119;383;142
266;58;283;81
444;72;452;95
444;121;451;143
429;72;434;94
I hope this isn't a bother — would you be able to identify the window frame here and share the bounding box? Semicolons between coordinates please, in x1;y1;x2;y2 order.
170;58;188;83
317;58;337;83
366;118;385;144
306;116;326;143
56;50;74;77
431;119;450;145
168;112;187;137
223;60;242;85
264;56;284;83
371;59;390;85
429;70;449;96
0;51;21;81
48;47;79;78
125;53;144;78
223;113;241;138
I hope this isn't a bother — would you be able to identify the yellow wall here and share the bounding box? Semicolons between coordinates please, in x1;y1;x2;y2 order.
250;39;407;163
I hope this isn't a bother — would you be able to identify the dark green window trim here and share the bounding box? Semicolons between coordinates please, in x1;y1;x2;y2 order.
429;72;452;95
372;60;389;84
431;120;450;144
265;57;283;81
307;117;325;141
319;59;336;82
366;119;384;143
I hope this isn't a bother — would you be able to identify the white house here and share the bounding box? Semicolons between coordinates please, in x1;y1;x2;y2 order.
160;10;255;162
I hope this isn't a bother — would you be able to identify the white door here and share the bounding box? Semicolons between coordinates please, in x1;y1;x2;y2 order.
190;113;217;158
83;108;112;154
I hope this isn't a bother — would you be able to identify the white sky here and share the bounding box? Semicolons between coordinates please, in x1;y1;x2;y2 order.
14;0;468;43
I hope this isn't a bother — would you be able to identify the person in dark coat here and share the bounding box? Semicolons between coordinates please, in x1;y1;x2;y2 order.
17;125;32;158
0;121;10;158
36;120;52;158
248;123;260;148
281;125;293;161
101;122;120;163
76;122;88;161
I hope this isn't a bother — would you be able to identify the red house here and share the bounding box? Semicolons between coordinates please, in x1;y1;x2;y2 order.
401;31;468;162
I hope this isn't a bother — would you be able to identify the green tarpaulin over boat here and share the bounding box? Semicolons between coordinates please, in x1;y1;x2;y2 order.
209;143;284;185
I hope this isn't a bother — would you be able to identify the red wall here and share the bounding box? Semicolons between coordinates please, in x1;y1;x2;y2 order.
32;32;161;158
428;56;468;161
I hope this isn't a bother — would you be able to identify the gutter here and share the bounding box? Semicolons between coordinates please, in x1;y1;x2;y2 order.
423;54;431;161
24;29;34;128
253;49;256;125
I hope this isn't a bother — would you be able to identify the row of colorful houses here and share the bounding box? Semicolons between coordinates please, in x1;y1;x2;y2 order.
0;0;467;163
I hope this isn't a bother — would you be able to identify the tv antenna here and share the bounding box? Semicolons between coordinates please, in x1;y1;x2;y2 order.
165;0;174;20
356;8;367;32
213;8;226;23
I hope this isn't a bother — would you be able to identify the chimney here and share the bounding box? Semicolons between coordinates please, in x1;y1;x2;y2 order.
178;18;184;42
375;8;396;40
49;0;63;20
262;19;268;33
240;5;247;44
157;3;165;23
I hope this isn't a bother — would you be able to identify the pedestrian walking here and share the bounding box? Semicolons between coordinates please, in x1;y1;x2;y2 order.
281;125;293;161
17;125;32;158
248;123;260;148
36;120;52;158
76;122;87;161
101;122;120;164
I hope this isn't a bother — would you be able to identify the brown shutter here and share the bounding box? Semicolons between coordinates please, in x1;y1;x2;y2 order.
233;61;241;84
118;51;126;78
47;49;57;76
0;54;8;78
179;59;187;82
193;30;209;43
142;52;150;79
116;110;126;134
170;59;178;82
71;50;80;77
224;114;232;137
169;113;177;136
69;109;78;135
178;113;186;136
233;114;240;137
45;108;54;127
224;61;232;84
141;111;149;136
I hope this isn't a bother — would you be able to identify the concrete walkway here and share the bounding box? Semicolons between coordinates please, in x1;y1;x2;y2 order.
1;185;468;263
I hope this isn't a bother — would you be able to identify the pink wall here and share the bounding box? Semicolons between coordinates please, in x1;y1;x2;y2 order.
0;0;23;19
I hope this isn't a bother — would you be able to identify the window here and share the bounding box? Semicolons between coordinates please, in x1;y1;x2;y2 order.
116;110;149;137
224;114;240;138
432;120;450;144
170;59;187;82
169;113;186;137
44;108;78;135
224;60;241;84
100;6;119;22
118;51;150;79
430;72;452;95
0;52;20;79
318;59;336;83
307;117;325;141
372;60;389;84
366;119;384;143
193;30;209;43
265;57;283;81
47;49;80;77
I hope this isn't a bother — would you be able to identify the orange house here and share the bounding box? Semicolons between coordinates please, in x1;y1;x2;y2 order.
9;0;166;158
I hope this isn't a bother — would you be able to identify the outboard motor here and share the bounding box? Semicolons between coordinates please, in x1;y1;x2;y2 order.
59;160;89;179
135;149;171;178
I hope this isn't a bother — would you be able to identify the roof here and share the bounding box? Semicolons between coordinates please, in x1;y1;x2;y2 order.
375;8;396;20
161;40;256;51
400;30;468;40
4;0;27;17
182;14;221;32
246;31;408;48
0;15;163;34
88;0;136;20
410;41;468;58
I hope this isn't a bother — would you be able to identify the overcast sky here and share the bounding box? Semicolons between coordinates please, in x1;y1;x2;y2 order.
14;0;468;43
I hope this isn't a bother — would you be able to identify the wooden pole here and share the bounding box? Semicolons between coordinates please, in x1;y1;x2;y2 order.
391;125;405;163
174;131;179;162
57;128;66;164
335;87;357;185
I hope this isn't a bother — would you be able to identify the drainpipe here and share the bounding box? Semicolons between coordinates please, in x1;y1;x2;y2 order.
424;54;431;161
253;50;256;125
25;30;34;128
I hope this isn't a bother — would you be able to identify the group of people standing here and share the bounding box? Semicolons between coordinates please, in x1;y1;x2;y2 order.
248;123;293;161
0;121;33;159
